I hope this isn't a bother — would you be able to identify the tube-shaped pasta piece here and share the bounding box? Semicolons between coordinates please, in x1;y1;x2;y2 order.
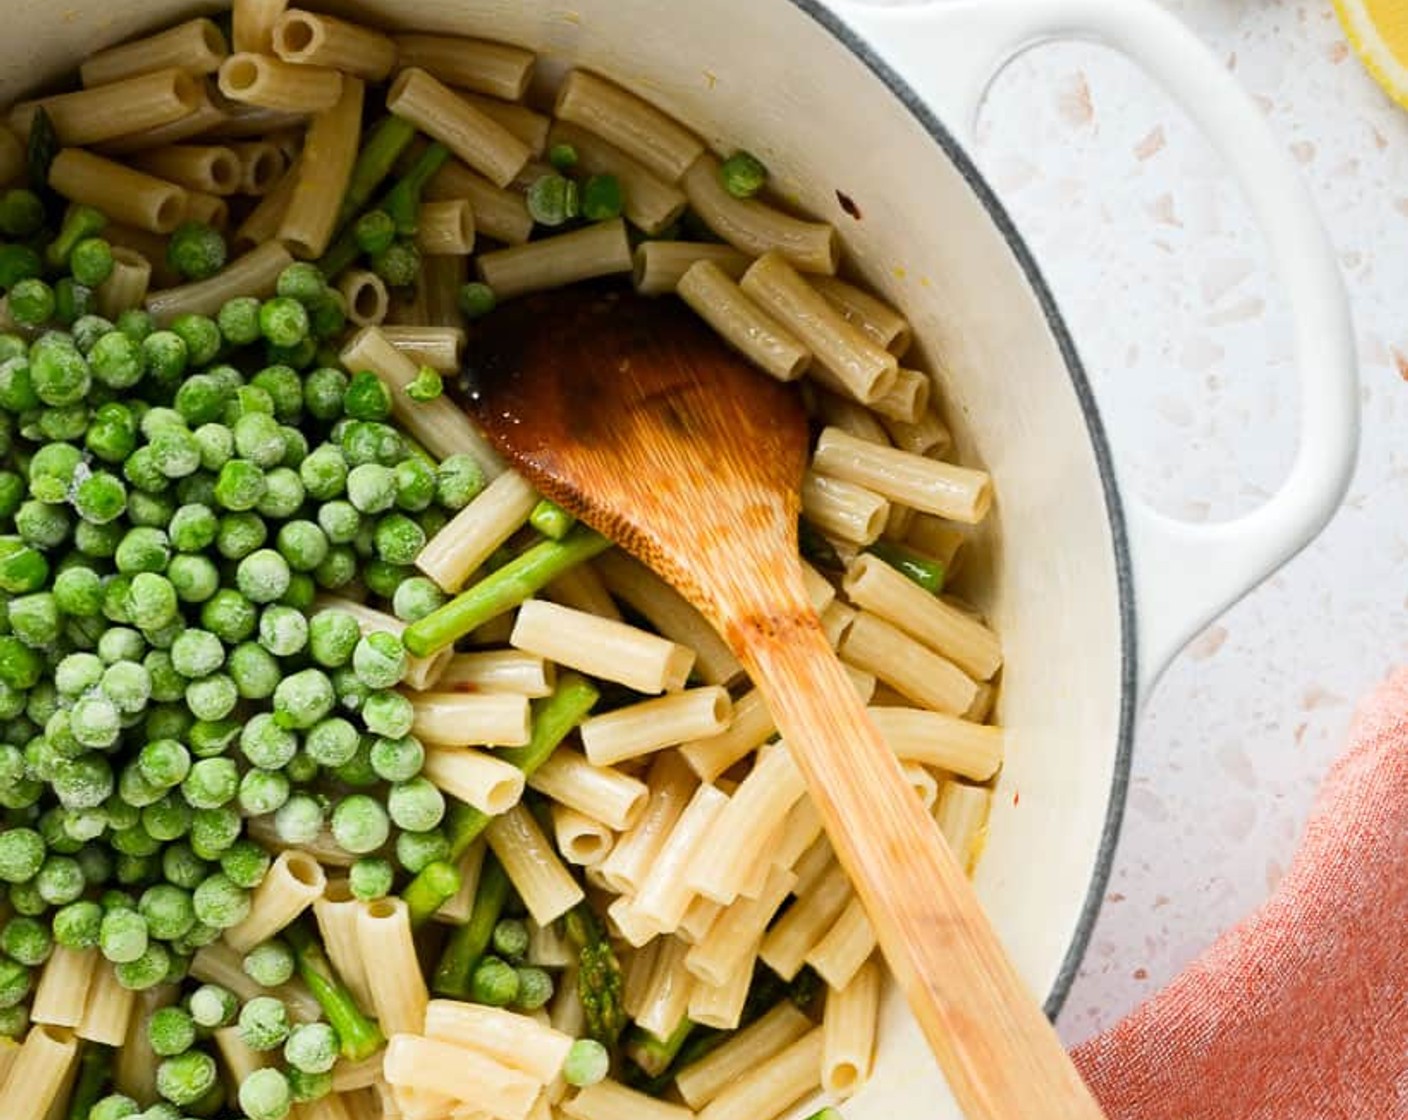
113;985;176;1104
214;1026;274;1088
234;0;290;52
850;565;998;683
485;804;585;926
388;68;529;188
805;897;876;991
512;599;695;695
634;240;752;296
599;752;697;894
179;189;229;229
233;154;300;248
741;252;896;402
356;899;428;1037
903;760;940;810
801;471;889;546
551;804;614;866
814;426;992;523
313;879;375;1010
606;896;658;949
76;962;136;1045
770;799;824;875
423;746;525;814
544;562;622;621
794;836;835;895
688;743;807;904
527;918;574;970
437;651;555;697
809;275;913;357
93;82;229;156
679;259;811;382
593;552;739;685
477;218;633;301
683;154;838;274
342;1089;381;1120
433;839;485;926
340;269;389;327
687;937;757;1031
411;692;532;748
679;690;776;781
633;936;695;1042
935;781;992;877
906;514;967;575
416;471;537;592
633;783;729;934
883;503;917;544
548;120;687;235
840;611;980;717
869;367;930;425
822;957;880;1099
678;895;723;944
414;199;476;256
674;1002;813;1109
550;964;586;1040
882;405;954;459
228;141;285;195
332;1051;387;1093
696;1026;823;1120
684;864;795;987
206;99;308;141
554;70;702;182
219;52;343;112
581;688;732;767
10;68;204;146
618;941;660;1022
272;11;397;80
31;947;99;1028
563;1080;693;1120
396;1084;458;1120
0;127;22;188
279;76;363;258
225;849;326;953
759;862;852;980
50;149;187;234
191;942;321;1022
130;144;242;194
424;1001;573;1082
820;599;857;649
96;247;153;320
146;240;292;322
815;389;891;446
82;18;228;86
341;326;507;473
0;1026;78;1118
459;93;549;154
393;35;534;100
385;1034;539;1119
427;160;534;244
527;747;648;830
420;254;469;328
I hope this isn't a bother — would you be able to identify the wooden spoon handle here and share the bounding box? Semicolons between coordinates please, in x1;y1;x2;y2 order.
736;604;1105;1120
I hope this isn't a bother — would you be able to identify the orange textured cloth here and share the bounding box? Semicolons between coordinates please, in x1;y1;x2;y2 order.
1070;668;1408;1119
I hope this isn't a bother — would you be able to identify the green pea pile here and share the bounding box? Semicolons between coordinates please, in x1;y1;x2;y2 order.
0;189;493;1111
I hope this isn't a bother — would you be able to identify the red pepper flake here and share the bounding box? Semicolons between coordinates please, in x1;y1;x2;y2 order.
836;190;862;220
1012;789;1020;808
1394;347;1408;381
1133;968;1149;981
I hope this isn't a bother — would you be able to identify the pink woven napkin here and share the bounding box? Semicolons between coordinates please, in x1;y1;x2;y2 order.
1069;668;1408;1119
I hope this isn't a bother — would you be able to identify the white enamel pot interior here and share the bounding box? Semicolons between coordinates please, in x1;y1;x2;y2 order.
0;0;1358;1115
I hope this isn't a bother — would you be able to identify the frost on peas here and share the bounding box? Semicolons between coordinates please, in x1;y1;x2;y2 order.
353;631;407;690
201;589;258;644
272;668;336;732
101;661;151;714
147;1005;196;1057
192;873;251;930
362;690;415;739
155;1049;218;1107
216;512;268;562
188;983;237;1029
284;1020;339;1075
214;460;267;512
234;411;287;469
240;1066;292;1120
1;916;52;967
170;630;224;680
237;549;292;605
238;768;290;817
436;453;486;510
127;572;179;631
274;793;324;845
228;641;281;700
303;717;359;767
72;471;127;525
348;856;392;900
69;694;121;749
373;514;426;567
240;713;300;771
167;553;220;604
54;650;104;696
141;330;189;388
181;757;239;809
139;883;196;941
329;793;389;855
243;939;296;988
276;520;329;573
185;673;239;722
99;907;149;964
148;427;202;481
388;777;445;833
257;467;305;520
221;839;271;890
307;610;360;669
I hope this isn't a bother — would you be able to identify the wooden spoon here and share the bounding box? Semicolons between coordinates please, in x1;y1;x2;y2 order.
452;283;1106;1120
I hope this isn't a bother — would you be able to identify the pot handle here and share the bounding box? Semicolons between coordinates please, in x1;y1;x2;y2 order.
826;0;1359;697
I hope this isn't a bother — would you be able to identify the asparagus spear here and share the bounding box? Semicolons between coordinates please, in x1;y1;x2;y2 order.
433;854;511;998
284;921;384;1062
565;902;626;1048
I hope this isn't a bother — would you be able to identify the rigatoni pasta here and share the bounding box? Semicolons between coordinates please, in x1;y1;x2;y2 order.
511;599;695;695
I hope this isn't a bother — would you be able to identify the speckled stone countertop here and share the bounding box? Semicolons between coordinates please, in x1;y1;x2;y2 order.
882;0;1402;1043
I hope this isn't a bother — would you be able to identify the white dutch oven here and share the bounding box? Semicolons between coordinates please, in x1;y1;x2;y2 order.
0;0;1359;1114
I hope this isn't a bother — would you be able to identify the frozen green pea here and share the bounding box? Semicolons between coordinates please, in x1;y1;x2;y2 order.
317;501;360;544
174;374;227;426
374;514;426;566
346;463;397;514
71;471;127;526
313;546;357;591
220;839;270;890
300;445;347;501
100;908;149;964
214;460;267;511
201;589;257;644
276;520;329;573
16;501;71;549
470;955;519;1006
170;630;224;679
139;883;196;940
396;829;449;874
148;1005;197;1057
161;844;210;891
188;983;238;1029
303;367;347;421
514;966;553;1011
240;714;298;771
303;718;358;767
138;740;190;790
182;757;239;809
330;794;389;855
115;527;171;574
340;420;405;467
563;1038;609;1087
53;900;102;949
237;549;291;604
363;690;415;738
193;873;250;930
404;365;442;403
343;370;392;421
240;1066;292;1120
190;806;243;861
9;592;61;647
75;520;122;560
9;278;55;326
142;796;192;843
228;641;281;700
238;768;290;816
149;427;201;480
284;1021;339;1075
353;631;407;689
185;674;238;722
349;857;393;900
144;652;186;703
216;512;268;561
273;669;335;730
273;794;323;846
218;297;263;346
0;538;50;595
127;490;177;530
155;1048;217;1106
251;365;304;421
458;282;497;322
0;960;31;1009
167;223;227;281
167;554;219;603
69;694;121;749
1;915;52;966
0;638;42;690
255;466;304;520
388;777;445;832
243;939;295;988
128;572;179;631
234;411;286;468
54;651;103;695
308;610;360;668
192;425;233;473
436;454;486;509
170;314;221;367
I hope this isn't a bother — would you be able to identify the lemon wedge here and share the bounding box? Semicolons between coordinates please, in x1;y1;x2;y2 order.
1335;0;1408;109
